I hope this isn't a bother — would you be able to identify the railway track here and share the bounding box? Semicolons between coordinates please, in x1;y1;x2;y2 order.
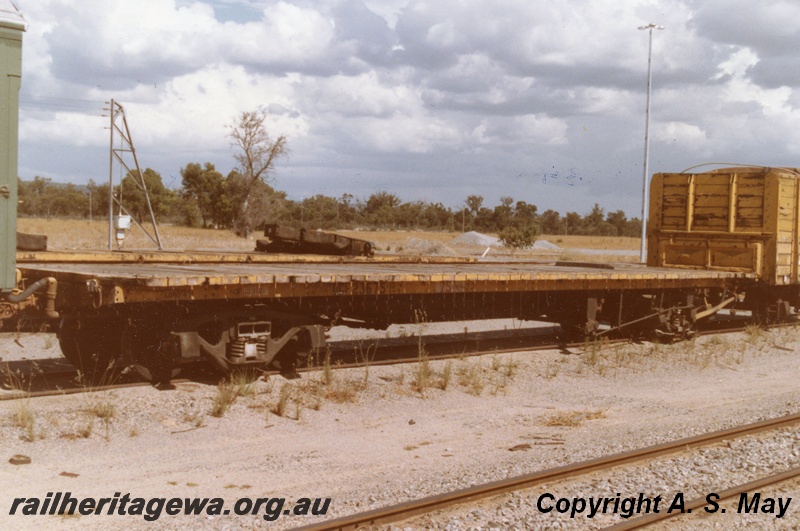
607;467;800;529
0;325;576;401
294;413;800;530
0;315;792;401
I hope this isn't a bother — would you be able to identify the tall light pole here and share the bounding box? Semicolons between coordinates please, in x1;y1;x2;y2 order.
638;23;664;263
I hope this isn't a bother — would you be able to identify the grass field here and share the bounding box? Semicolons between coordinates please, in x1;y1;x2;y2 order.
18;218;254;251
539;234;639;251
17;218;640;262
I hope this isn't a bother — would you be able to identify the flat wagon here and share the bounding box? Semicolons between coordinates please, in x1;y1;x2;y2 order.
13;251;745;380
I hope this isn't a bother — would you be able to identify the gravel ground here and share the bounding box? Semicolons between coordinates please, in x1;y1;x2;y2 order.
1;323;800;530
403;427;800;530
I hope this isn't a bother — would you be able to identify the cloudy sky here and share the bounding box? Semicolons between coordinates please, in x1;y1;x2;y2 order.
11;0;800;217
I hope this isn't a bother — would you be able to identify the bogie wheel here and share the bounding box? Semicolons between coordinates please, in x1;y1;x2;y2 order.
557;321;596;344
122;320;180;385
58;317;123;384
272;328;312;377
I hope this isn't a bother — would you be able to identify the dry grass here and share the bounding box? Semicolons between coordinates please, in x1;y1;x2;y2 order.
541;234;639;251
88;399;115;421
86;397;115;441
11;400;36;442
272;383;294;418
458;361;487;396
321;349;334;386
572;325;798;378
209;371;258;418
439;361;453;390
183;408;206;428
412;343;433;396
3;363;38;441
542;409;607;427
210;380;239;418
280;376;362;414
17;218;255;251
269;354;371;415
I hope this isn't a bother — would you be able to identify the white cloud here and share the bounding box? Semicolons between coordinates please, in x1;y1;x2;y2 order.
11;0;800;215
655;121;707;145
305;71;420;118
223;2;338;68
471;114;567;147
713;47;759;80
19;111;102;147
356;114;461;153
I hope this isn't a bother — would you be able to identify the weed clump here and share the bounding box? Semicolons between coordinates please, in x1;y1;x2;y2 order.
542;409;607;427
4;363;39;442
412;343;433;396
211;381;239;418
458;361;487;396
272;383;293;417
209;370;262;418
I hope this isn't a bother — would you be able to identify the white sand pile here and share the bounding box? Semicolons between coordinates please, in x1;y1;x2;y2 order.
533;239;561;250
450;231;501;247
401;237;457;256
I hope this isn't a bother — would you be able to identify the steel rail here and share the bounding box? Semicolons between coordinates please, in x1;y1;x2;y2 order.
292;413;800;531
0;379;193;401
2;317;794;401
0;337;597;401
606;466;800;530
0;328;577;401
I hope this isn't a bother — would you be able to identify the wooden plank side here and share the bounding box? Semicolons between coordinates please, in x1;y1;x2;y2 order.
694;174;726;186
737;173;769;184
736;196;764;208
660;174;692;186
662;206;690;217
660;217;686;229
692;185;730;196
691;215;728;228
662;195;688;206
693;196;732;207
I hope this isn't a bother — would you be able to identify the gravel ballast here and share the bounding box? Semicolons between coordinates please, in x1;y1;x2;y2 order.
1;324;800;530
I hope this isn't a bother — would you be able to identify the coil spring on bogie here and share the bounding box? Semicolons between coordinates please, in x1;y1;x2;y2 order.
227;337;267;362
669;310;684;331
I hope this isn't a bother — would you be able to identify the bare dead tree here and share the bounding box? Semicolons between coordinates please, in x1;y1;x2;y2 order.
229;110;288;235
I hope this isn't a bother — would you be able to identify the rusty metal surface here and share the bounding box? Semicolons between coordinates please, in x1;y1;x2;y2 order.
256;224;375;256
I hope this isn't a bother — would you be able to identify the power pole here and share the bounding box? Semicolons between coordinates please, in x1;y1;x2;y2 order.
105;99;163;250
